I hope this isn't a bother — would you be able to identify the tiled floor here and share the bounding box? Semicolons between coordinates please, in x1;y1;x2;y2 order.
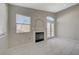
6;38;79;55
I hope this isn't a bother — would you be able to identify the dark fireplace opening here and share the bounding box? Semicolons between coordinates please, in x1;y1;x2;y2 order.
35;32;44;42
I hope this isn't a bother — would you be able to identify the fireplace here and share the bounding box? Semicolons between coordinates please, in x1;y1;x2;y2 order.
35;32;44;42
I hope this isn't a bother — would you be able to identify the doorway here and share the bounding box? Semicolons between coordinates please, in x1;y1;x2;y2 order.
47;16;55;39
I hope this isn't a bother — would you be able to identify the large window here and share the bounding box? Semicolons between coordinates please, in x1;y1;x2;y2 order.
16;14;31;33
47;16;54;38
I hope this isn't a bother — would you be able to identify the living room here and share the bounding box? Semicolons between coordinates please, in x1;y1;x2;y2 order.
0;3;79;55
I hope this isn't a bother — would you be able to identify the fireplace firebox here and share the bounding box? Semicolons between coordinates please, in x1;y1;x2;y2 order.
35;32;44;42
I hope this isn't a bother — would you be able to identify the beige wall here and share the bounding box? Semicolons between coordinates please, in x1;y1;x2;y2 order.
56;4;79;40
0;3;8;54
8;5;56;48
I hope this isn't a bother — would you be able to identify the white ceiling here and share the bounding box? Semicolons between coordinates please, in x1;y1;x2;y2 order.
10;3;77;13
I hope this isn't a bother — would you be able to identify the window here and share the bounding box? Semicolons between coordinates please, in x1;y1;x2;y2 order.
51;23;54;36
47;16;54;38
47;22;51;38
16;14;31;33
47;16;54;22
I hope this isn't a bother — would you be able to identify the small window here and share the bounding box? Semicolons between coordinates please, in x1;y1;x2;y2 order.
16;14;31;33
47;16;54;22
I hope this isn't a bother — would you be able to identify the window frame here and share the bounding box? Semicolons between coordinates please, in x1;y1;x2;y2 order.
47;16;55;39
16;14;32;33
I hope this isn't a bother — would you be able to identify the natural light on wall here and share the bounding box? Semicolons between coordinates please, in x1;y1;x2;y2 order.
16;14;31;33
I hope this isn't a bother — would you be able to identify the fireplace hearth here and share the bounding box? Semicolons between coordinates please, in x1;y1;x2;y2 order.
35;32;44;42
